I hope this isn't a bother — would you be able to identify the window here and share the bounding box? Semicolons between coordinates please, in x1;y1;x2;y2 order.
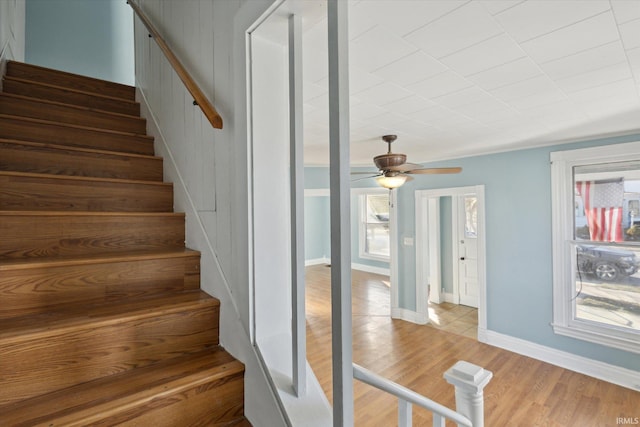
464;196;478;238
360;193;390;261
551;141;640;354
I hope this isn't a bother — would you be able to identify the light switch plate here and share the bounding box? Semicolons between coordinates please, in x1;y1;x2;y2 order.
403;237;414;246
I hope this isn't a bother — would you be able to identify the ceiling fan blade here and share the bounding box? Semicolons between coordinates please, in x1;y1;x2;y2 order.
351;171;380;175
386;162;423;172
351;174;381;182
406;167;462;175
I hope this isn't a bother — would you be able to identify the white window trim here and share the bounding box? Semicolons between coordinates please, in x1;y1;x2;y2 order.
551;140;640;354
357;190;391;263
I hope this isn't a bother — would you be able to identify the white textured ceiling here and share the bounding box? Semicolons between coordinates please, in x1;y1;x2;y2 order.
295;0;640;166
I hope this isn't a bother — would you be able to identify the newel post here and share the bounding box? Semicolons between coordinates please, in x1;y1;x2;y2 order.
444;361;493;427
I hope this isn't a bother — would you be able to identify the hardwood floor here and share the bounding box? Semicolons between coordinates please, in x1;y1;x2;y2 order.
428;301;478;339
305;264;640;426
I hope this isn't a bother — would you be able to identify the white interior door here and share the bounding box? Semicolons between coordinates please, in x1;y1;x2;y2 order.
457;195;479;308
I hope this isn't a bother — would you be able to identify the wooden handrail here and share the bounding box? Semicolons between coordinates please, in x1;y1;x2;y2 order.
127;0;223;129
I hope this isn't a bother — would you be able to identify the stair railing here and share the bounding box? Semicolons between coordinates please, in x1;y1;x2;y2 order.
353;361;492;427
127;0;223;129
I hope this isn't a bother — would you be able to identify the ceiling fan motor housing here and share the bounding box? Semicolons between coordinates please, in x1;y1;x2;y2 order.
374;153;407;170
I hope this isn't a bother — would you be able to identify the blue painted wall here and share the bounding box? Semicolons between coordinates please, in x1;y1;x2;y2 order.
304;167;329;190
26;0;134;85
395;133;640;371
440;196;453;294
305;195;330;261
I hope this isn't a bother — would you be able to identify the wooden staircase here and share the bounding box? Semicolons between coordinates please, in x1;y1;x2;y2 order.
0;61;250;426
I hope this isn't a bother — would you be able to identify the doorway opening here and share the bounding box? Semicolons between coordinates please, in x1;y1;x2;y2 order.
415;185;487;341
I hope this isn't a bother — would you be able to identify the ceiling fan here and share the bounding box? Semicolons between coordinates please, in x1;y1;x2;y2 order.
353;135;462;189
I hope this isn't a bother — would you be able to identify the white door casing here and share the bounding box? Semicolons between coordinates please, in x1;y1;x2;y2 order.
415;186;487;339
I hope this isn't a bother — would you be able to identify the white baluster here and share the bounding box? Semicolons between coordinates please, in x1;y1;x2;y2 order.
433;414;445;427
398;398;412;427
443;361;493;427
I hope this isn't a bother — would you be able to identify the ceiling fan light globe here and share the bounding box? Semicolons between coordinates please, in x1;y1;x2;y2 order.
376;174;407;189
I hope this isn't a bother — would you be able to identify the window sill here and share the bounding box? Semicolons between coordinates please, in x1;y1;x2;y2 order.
552;322;640;355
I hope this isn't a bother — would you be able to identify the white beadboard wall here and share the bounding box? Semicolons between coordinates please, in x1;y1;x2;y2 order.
0;0;25;79
134;0;287;424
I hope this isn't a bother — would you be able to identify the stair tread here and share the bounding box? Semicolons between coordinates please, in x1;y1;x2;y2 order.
0;117;153;155
0;211;186;260
0;138;163;181
2;77;140;116
3;75;138;105
0;138;160;160
0;92;145;121
0;248;200;271
7;60;136;100
0;113;152;139
0;290;218;343
0;347;243;426
0;170;169;186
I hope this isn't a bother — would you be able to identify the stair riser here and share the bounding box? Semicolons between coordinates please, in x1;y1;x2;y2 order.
0;256;200;319
0;95;146;134
0;304;220;405
7;61;136;101
0;141;163;181
0;116;153;155
91;371;245;427
3;79;140;116
0;214;185;259
0;174;173;212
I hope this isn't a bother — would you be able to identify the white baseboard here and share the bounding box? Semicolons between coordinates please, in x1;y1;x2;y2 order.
484;330;640;392
441;292;455;303
351;262;390;276
304;260;390;276
305;257;330;267
391;307;429;325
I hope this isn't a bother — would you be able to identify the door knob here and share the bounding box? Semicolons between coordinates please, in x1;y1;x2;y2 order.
460;257;465;260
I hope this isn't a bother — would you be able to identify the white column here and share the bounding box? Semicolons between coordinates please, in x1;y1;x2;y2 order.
443;361;493;427
288;12;306;398
327;0;353;425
